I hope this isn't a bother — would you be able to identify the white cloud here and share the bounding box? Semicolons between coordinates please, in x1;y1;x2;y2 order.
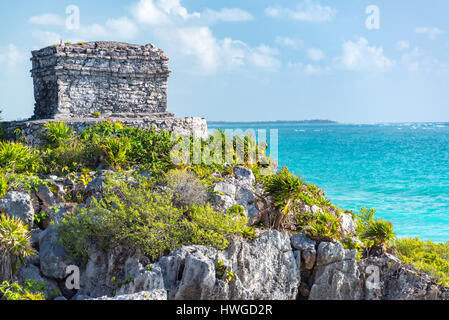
105;17;139;39
31;18;138;45
335;37;395;72
275;36;304;49
31;30;62;46
399;47;449;75
287;61;331;75
396;40;410;51
201;8;253;23
129;0;279;73
265;7;281;18
0;44;25;67
307;48;325;61
28;13;65;26
400;47;422;72
162;27;220;72
266;0;336;22
131;0;200;25
249;45;281;70
414;27;443;40
158;26;281;73
29;0;274;74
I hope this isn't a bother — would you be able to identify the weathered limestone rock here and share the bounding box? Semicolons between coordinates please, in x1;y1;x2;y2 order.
116;265;165;296
158;230;300;300
340;212;356;236
211;193;236;212
315;241;347;266
359;253;449;300
291;233;316;270
39;226;71;280
310;205;322;214
49;204;74;225
0;192;35;227
93;290;167;300
235;185;259;221
36;185;56;209
309;241;363;300
15;263;60;295
214;182;237;198
210;167;262;224
30;228;43;248
233;166;256;186
173;248;217;300
79;244;141;298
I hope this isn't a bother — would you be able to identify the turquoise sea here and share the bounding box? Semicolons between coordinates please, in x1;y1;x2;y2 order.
208;122;449;243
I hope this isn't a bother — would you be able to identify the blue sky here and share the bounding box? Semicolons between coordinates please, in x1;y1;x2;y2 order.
1;0;449;122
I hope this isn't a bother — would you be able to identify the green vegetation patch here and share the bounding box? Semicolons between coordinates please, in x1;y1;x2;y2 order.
57;173;253;265
0;280;61;300
0;214;34;275
394;237;449;287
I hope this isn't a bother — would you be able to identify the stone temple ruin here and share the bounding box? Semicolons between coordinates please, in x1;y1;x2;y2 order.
3;41;208;144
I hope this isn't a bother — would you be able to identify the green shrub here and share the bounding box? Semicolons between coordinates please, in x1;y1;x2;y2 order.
298;210;341;241
394;237;449;286
57;173;250;264
186;164;224;188
164;169;208;208
215;260;236;283
0;279;60;300
174;129;276;179
43;122;73;145
341;237;364;260
0;174;7;198
263;168;332;214
186;204;252;248
364;220;395;247
0;215;34;277
0;141;41;173
5;174;48;194
227;204;245;215
0;280;44;300
355;207;395;249
80;121;177;173
34;211;50;226
99;137;132;168
41;137;99;175
263;167;303;216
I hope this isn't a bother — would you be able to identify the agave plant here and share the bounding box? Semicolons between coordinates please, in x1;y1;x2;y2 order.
0;215;34;280
355;207;395;249
0;141;41;173
43;121;73;145
364;219;395;247
0;174;7;199
263;167;303;216
304;210;341;241
99;136;132;168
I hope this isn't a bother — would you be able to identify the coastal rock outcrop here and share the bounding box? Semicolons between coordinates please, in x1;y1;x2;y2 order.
161;230;300;300
0;192;35;227
3;169;449;301
38;226;72;280
309;242;363;300
359;253;449;300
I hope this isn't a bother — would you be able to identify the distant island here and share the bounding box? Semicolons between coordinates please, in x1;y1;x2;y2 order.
208;119;338;125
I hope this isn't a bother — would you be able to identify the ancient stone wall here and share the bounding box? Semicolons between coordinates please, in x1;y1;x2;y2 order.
31;41;171;119
1;117;208;147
